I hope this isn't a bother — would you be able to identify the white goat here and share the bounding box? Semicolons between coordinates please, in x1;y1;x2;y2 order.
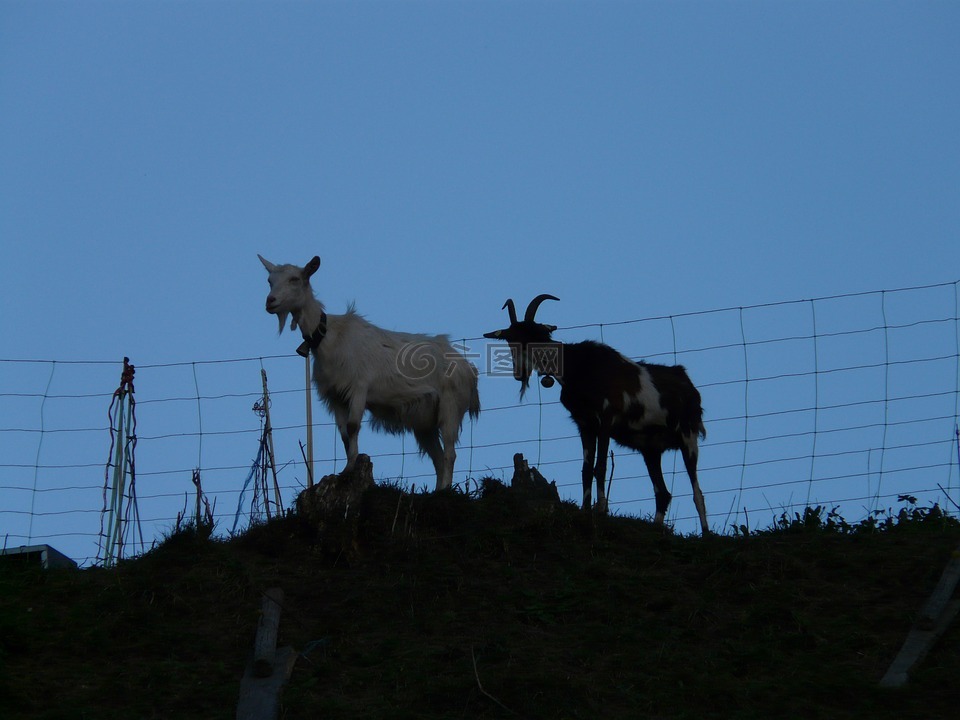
259;255;480;490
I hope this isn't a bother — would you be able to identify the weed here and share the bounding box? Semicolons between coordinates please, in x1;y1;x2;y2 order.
734;495;959;537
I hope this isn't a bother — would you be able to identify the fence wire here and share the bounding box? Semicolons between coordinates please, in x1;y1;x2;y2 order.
1;280;958;565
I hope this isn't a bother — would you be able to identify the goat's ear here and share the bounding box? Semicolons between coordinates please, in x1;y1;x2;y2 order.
483;330;504;340
304;256;321;277
258;254;276;272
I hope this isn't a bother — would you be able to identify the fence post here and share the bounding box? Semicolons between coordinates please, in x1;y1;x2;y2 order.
236;588;296;720
880;544;960;687
99;357;141;567
305;355;314;488
259;370;282;516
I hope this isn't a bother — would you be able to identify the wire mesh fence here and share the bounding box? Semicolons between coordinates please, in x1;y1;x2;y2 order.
2;280;958;565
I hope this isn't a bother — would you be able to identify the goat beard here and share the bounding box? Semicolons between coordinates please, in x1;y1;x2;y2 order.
275;310;309;335
273;311;290;334
518;370;532;400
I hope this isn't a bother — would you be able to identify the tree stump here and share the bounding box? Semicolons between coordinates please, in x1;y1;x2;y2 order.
510;453;560;505
296;454;374;518
295;454;375;558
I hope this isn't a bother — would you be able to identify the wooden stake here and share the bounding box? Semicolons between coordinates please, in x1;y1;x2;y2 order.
260;370;282;514
880;544;960;687
237;587;297;720
305;354;314;488
253;588;284;678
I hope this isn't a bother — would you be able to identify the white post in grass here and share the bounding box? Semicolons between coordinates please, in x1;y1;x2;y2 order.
305;354;314;488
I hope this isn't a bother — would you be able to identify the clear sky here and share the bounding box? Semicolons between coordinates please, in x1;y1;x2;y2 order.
2;1;958;563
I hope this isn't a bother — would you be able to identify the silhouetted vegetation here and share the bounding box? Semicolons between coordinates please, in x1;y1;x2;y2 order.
2;481;959;719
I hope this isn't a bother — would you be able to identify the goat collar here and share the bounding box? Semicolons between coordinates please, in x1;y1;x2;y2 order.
296;312;328;357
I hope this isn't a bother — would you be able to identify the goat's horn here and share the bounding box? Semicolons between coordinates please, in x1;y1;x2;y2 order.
524;294;559;323
502;299;518;325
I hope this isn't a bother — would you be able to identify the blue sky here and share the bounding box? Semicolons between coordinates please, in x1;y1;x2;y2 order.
2;1;958;563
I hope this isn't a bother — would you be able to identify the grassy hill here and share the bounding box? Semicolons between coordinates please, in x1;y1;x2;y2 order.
2;481;959;720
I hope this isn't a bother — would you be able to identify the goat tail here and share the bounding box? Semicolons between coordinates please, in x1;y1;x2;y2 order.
468;378;481;421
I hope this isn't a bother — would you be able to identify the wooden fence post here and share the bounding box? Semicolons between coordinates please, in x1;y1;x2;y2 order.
237;588;297;720
880;545;960;687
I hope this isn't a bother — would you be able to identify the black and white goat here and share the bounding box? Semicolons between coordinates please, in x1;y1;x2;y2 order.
484;295;708;533
259;255;480;491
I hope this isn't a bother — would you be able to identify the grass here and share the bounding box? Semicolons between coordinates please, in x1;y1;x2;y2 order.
2;482;959;719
